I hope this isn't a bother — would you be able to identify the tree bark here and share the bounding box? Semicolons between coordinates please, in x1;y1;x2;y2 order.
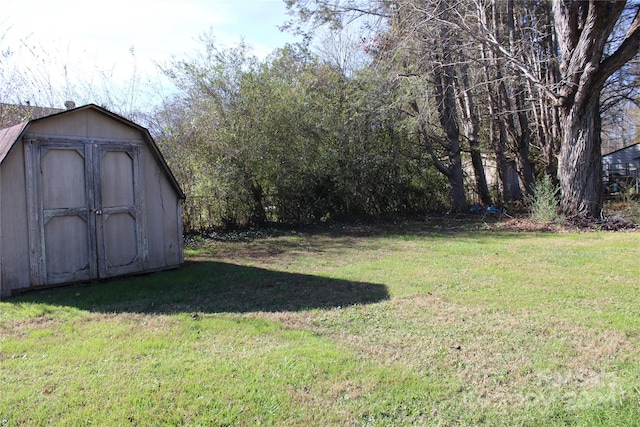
513;84;535;196
557;93;604;216
433;56;467;211
554;1;640;218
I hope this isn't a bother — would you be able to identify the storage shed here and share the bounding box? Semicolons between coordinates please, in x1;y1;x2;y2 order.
0;104;185;297
602;142;640;194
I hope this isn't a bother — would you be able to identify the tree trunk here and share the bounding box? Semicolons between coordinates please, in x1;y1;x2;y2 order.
434;62;467;212
482;5;522;204
457;63;492;206
447;147;467;212
469;140;492;206
411;93;466;212
495;114;523;203
505;0;535;197
553;1;640;218
249;180;269;225
490;112;523;203
557;95;604;218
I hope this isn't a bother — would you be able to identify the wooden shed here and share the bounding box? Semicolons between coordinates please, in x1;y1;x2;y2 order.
602;142;640;194
0;104;185;297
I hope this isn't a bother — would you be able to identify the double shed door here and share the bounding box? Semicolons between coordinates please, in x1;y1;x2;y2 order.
29;139;145;286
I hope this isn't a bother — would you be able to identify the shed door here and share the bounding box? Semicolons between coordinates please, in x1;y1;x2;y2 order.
32;141;143;285
95;145;143;278
39;145;94;285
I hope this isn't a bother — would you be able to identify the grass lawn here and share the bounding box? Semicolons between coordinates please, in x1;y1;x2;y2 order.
1;220;639;426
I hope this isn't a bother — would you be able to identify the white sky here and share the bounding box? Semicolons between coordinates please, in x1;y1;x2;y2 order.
1;0;300;108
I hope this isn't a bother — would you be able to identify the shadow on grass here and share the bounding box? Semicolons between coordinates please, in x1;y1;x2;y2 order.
9;261;390;315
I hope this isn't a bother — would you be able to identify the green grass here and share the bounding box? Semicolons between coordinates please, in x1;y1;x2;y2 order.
1;222;639;426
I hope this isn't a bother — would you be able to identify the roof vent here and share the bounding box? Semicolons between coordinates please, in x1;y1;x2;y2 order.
64;101;76;110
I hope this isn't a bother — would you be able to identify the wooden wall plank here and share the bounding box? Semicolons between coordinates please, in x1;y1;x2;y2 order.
0;140;31;294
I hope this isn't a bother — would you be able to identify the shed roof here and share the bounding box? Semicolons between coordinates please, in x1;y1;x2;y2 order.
0;121;28;164
602;142;640;160
0;104;184;199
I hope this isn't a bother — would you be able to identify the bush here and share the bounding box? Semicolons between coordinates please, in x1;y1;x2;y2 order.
528;175;562;224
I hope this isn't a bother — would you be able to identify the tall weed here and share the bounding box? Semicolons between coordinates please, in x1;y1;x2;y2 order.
528;175;562;224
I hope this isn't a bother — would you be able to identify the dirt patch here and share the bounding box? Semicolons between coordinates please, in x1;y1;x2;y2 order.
0;315;61;336
435;211;638;233
563;214;638;231
483;215;638;232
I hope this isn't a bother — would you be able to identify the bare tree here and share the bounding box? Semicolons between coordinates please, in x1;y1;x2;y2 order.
287;0;640;218
551;1;640;217
438;0;640;217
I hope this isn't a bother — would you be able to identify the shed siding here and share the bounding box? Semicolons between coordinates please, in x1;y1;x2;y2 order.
161;174;183;266
87;110;140;139
27;110;140;140
143;144;182;269
0;139;31;295
603;144;640;166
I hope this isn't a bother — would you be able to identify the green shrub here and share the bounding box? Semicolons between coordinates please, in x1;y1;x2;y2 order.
528;175;561;224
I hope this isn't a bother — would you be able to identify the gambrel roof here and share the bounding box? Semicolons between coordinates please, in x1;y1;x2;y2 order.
0;104;184;199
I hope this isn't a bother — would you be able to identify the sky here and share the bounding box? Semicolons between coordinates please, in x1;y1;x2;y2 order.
1;0;301;108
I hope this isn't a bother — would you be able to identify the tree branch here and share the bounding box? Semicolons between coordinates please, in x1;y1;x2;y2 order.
597;6;640;88
430;4;563;105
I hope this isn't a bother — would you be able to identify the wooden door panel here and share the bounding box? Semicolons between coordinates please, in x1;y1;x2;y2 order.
38;146;93;284
44;215;91;284
103;212;138;273
96;145;142;277
100;151;134;207
41;149;86;209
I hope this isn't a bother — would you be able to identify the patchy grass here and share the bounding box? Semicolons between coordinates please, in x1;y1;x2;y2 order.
1;221;639;426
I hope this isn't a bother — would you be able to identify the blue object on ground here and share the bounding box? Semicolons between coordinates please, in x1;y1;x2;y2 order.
486;205;501;214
